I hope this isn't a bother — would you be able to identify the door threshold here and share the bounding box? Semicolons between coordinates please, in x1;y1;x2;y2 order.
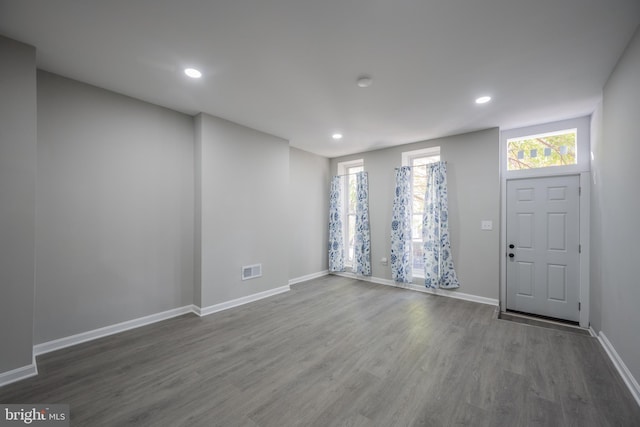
498;310;590;336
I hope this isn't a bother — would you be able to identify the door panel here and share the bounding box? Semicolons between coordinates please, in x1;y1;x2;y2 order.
517;213;534;248
547;213;566;250
547;264;566;301
517;262;534;296
506;175;580;322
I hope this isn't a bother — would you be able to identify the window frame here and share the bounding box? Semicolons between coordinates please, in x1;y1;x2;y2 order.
337;159;364;269
501;117;590;179
401;147;441;279
506;128;578;172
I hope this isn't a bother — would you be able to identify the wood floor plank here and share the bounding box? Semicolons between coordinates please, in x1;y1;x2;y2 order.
1;275;638;426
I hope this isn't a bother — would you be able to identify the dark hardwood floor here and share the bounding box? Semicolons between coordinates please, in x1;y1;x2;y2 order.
1;275;639;426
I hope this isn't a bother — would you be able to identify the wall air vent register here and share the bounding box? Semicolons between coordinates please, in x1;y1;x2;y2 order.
242;264;262;280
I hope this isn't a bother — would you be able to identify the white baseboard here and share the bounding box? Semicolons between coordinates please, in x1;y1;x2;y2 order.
33;305;194;356
33;284;292;359
333;272;499;306
596;332;640;407
0;358;38;388
288;270;329;286
195;285;290;317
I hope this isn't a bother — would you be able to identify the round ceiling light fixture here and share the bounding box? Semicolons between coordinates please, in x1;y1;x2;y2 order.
332;133;343;140
475;95;492;104
184;68;202;79
356;75;373;88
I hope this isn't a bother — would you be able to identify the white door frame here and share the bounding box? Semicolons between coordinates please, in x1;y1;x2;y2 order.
500;173;589;327
499;117;591;328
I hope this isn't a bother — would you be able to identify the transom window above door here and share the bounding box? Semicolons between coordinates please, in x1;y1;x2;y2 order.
507;128;577;171
501;117;590;178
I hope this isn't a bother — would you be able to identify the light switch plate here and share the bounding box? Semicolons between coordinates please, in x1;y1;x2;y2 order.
481;220;493;231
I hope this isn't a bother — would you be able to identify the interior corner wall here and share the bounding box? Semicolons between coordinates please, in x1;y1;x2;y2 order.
195;113;289;308
588;100;603;334
193;115;203;308
35;71;195;344
289;147;330;279
0;36;37;373
330;128;500;300
592;26;640;381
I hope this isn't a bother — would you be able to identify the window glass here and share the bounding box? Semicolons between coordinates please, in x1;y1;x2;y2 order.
346;164;363;266
337;161;364;268
403;149;440;277
507;129;577;171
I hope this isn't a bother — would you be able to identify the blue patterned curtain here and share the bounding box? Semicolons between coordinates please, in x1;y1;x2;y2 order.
423;162;459;289
391;167;412;283
328;176;345;272
353;172;371;276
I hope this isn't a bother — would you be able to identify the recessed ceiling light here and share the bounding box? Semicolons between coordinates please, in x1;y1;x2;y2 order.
184;68;202;79
332;133;343;140
356;75;373;88
475;96;492;104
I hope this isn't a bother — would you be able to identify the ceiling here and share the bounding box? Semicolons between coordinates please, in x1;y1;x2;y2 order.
1;0;639;158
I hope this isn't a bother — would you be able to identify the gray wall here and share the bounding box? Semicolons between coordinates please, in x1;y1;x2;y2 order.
35;71;194;343
195;113;289;307
330;128;500;300
0;36;37;372
289;147;331;280
591;26;640;381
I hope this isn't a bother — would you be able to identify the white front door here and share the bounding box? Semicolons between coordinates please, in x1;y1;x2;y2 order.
506;175;580;322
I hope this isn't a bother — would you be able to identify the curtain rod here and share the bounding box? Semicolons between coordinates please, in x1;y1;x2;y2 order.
394;161;447;170
332;171;367;178
333;162;448;176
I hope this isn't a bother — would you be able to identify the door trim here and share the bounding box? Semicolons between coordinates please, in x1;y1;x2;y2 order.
500;172;590;328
